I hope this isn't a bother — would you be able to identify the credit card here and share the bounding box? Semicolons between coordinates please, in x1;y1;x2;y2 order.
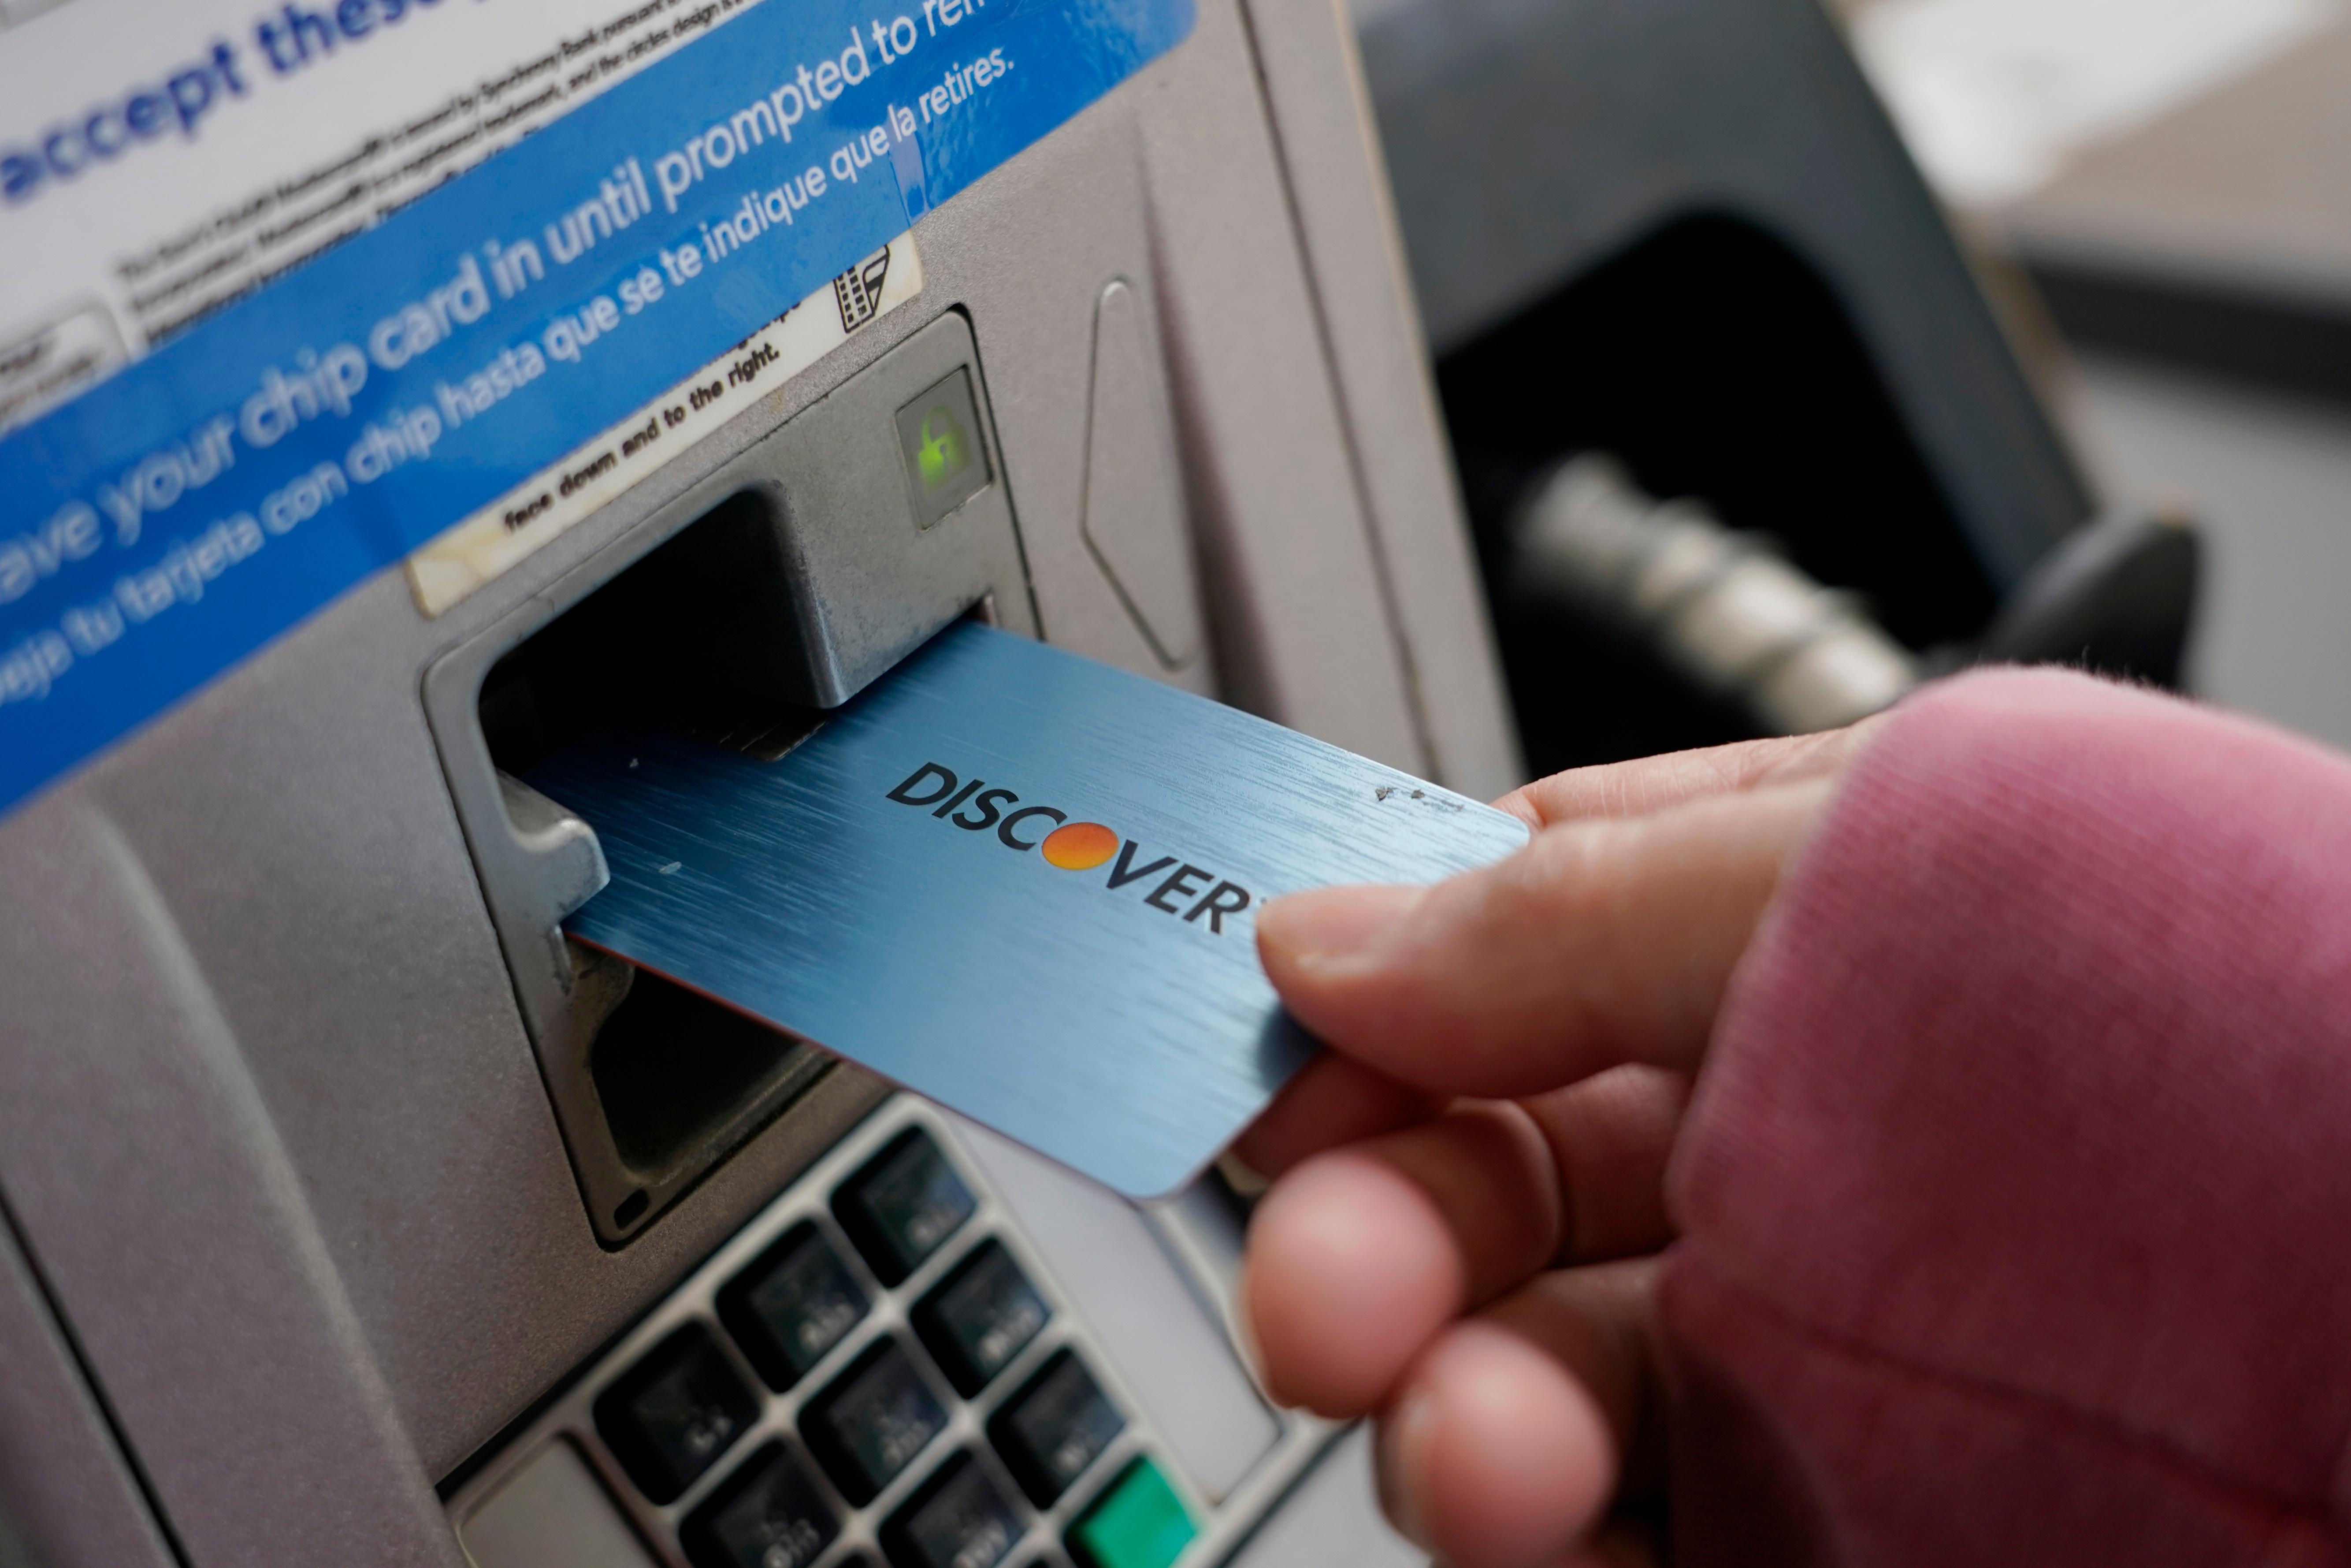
529;620;1529;1196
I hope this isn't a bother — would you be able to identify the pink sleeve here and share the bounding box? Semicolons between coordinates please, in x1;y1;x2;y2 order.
1662;668;2351;1566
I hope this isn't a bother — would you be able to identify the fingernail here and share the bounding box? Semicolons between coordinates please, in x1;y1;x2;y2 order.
1259;884;1422;967
1376;1386;1438;1550
1216;1149;1270;1200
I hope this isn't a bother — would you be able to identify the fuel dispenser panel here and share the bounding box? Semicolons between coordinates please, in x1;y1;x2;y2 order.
0;0;1512;1553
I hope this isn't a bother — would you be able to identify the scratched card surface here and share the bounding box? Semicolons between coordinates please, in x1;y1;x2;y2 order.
530;620;1529;1196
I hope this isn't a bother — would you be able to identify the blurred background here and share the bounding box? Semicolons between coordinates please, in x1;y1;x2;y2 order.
1854;0;2351;747
1348;0;2351;769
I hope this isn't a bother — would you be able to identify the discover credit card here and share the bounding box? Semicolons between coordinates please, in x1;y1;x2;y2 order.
529;620;1529;1196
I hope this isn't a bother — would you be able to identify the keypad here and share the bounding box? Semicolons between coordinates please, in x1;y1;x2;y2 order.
990;1351;1125;1507
457;1108;1223;1568
593;1324;759;1504
681;1443;838;1568
834;1128;976;1284
881;1451;1025;1568
802;1338;949;1505
915;1240;1050;1396
720;1222;870;1390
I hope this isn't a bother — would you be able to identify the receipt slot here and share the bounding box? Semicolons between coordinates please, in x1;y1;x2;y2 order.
425;312;1033;1245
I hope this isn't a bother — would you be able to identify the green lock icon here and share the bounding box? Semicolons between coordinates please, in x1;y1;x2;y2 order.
916;404;969;490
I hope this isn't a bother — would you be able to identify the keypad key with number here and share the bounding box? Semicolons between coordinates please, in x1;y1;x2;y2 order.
720;1223;870;1390
881;1453;1024;1568
988;1351;1124;1506
833;1129;975;1285
914;1240;1049;1396
802;1338;948;1504
682;1444;839;1568
594;1324;758;1504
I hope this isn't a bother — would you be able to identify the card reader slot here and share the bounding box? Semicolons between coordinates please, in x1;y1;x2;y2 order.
477;491;833;779
423;309;1038;1245
478;493;844;1220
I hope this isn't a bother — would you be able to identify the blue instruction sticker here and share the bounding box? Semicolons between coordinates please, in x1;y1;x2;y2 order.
0;0;1193;820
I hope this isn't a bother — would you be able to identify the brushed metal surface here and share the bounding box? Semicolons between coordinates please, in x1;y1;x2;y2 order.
531;621;1527;1197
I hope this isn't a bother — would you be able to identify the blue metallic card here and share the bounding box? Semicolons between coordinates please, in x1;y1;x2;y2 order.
530;621;1528;1196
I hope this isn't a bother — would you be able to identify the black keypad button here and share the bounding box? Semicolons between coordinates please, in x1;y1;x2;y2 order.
881;1453;1024;1568
988;1351;1124;1507
594;1324;759;1504
834;1129;976;1285
682;1443;839;1568
720;1223;870;1390
914;1240;1049;1396
801;1338;948;1505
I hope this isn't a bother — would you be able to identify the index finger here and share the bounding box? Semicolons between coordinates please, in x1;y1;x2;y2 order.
1258;778;1831;1097
1493;719;1878;829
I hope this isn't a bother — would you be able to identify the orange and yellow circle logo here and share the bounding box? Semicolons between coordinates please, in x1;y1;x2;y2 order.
1040;821;1119;870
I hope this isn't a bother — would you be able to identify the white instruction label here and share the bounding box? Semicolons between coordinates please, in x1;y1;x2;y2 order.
406;231;920;615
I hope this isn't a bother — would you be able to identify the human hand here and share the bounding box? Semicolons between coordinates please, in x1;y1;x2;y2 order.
1236;723;1882;1567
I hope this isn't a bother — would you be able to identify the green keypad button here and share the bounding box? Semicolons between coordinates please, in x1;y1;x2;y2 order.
1066;1457;1194;1568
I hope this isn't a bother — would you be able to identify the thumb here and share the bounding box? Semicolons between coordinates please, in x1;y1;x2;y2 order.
1257;779;1831;1099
